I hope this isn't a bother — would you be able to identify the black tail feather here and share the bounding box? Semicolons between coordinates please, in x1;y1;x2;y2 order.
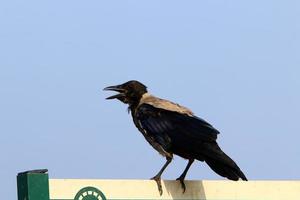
201;143;247;181
205;156;247;181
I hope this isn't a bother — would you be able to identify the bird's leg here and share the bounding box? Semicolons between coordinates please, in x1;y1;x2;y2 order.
176;159;194;193
151;157;172;195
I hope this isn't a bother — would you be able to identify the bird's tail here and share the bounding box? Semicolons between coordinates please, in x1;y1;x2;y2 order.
202;143;247;181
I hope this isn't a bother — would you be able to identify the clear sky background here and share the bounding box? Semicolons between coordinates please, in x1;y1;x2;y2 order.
0;1;299;199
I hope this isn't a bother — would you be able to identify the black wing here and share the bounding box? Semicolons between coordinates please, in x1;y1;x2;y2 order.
136;103;219;153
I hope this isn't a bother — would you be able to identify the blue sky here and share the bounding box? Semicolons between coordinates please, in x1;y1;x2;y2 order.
0;0;299;199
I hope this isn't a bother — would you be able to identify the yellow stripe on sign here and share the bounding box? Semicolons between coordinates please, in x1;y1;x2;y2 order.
49;179;300;200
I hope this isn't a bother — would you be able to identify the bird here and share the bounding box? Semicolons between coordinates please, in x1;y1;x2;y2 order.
104;80;247;195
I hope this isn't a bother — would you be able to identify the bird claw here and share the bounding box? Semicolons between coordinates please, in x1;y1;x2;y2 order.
151;176;163;195
176;177;186;193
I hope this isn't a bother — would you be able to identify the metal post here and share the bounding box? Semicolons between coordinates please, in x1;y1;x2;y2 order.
17;169;50;200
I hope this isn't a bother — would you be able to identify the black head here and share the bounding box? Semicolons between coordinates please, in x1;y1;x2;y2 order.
104;80;148;105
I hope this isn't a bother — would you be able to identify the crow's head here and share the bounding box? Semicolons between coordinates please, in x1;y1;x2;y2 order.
104;80;147;105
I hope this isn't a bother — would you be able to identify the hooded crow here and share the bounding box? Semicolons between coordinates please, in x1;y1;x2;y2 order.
104;80;247;195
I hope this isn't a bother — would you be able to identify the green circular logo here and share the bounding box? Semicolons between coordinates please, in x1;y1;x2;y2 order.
74;186;106;200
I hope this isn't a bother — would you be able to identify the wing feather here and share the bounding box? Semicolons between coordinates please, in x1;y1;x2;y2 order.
136;103;219;148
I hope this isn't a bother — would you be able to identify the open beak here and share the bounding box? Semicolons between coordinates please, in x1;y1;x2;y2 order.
103;85;126;100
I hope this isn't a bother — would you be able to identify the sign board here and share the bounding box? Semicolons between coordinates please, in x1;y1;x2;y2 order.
17;170;300;200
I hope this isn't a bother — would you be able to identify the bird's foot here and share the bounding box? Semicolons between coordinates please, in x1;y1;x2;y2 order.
176;177;186;193
151;175;163;195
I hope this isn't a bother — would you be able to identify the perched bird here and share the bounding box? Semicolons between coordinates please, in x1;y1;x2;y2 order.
104;80;247;195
